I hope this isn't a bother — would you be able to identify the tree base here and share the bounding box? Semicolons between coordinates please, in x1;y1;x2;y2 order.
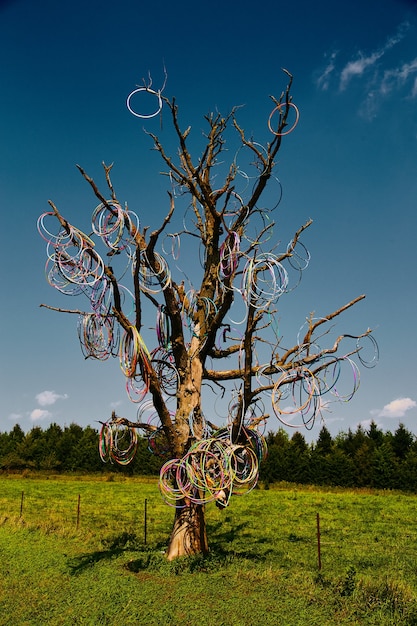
166;502;208;560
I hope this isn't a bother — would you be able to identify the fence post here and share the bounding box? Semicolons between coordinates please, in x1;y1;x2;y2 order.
20;491;24;517
144;498;147;545
76;494;81;529
316;512;322;570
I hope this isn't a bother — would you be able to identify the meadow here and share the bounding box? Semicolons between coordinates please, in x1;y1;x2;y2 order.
1;474;417;625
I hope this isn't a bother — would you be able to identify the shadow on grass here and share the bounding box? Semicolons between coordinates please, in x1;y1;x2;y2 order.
125;523;274;575
207;520;276;557
124;544;269;576
68;531;163;575
68;546;127;574
69;523;277;576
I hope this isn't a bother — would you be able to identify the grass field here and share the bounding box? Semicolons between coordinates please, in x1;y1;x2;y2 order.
1;474;417;625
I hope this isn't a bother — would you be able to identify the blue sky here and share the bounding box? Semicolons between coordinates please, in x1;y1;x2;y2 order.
1;0;416;442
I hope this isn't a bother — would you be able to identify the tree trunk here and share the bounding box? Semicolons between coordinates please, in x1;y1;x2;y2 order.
166;501;208;560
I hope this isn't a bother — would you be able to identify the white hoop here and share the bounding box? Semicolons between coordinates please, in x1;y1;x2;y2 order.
126;87;163;119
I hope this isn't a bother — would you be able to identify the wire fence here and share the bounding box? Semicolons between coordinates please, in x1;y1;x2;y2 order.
2;478;417;574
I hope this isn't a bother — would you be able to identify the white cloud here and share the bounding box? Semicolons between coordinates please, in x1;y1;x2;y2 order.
317;21;417;119
316;21;411;93
316;51;338;91
36;390;68;407
372;397;417;419
340;50;383;91
30;408;52;421
379;58;417;96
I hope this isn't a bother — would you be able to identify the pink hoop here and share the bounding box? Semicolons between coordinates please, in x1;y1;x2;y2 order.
268;102;299;136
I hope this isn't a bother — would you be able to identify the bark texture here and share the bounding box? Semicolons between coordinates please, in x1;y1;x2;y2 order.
166;502;208;560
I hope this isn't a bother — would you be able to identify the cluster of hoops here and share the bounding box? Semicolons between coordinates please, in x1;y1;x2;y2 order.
38;213;105;295
99;420;139;465
242;253;289;309
159;428;267;507
263;332;379;430
91;201;139;254
77;313;119;361
38;203;161;397
38;202;140;295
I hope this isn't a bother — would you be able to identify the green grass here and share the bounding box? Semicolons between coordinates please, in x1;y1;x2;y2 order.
1;474;417;625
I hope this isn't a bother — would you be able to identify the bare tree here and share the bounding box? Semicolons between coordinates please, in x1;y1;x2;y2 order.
38;71;377;559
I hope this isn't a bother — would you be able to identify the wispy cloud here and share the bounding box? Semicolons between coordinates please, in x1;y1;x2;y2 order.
379;57;417;96
315;20;417;115
339;51;382;91
36;390;68;407
30;408;52;421
339;21;410;91
371;397;416;419
315;51;338;91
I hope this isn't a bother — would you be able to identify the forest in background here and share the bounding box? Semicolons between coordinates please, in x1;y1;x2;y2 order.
1;421;416;492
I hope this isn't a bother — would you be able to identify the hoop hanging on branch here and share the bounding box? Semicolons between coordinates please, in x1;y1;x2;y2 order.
119;325;152;385
137;252;171;294
271;366;318;427
37;212;72;245
77;313;116;361
242;253;289;309
286;238;311;271
126;87;163;119
151;350;179;396
219;231;240;279
44;258;84;295
162;233;181;261
97;421;138;465
356;334;379;368
268;101;299;136
91;201;129;251
329;357;361;402
156;305;172;350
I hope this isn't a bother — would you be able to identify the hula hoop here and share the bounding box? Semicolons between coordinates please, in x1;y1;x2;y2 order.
356;334;379;368
126;87;163;119
268;102;299;136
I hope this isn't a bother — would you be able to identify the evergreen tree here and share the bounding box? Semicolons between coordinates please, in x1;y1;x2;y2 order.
315;425;333;455
390;423;415;460
261;429;291;483
327;448;355;487
367;420;384;449
398;449;417;491
288;432;311;484
371;442;399;489
353;440;375;487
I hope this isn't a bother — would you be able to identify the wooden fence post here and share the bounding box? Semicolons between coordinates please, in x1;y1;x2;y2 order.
76;494;81;529
20;491;24;518
144;498;147;545
316;512;322;570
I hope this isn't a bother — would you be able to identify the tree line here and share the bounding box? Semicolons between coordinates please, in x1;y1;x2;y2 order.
262;421;417;492
0;423;162;475
1;421;416;492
